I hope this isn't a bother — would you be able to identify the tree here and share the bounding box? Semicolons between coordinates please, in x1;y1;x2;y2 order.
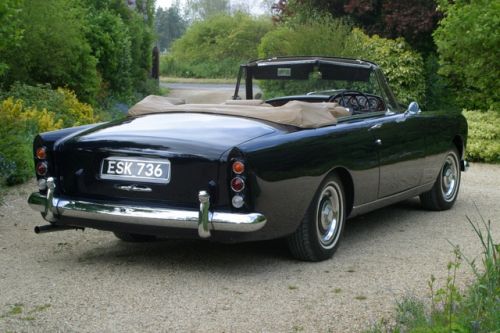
2;0;99;103
272;0;440;54
434;0;500;111
0;0;23;77
167;13;272;77
155;5;187;52
83;0;156;100
186;0;230;21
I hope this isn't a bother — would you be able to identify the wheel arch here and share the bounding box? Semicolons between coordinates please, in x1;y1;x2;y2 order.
453;135;465;159
326;167;354;217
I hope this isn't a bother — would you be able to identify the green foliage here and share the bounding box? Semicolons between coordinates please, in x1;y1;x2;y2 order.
0;84;102;186
276;0;440;55
0;98;63;185
257;16;425;105
2;0;100;103
463;110;500;163
1;0;156;106
1;83;99;127
344;28;425;106
423;53;457;111
0;0;23;77
366;216;499;333
85;9;133;100
164;13;273;78
434;0;500;111
155;5;187;52
82;0;156;101
185;0;230;21
258;15;351;58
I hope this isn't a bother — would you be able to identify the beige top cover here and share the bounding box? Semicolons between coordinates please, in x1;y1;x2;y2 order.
128;95;350;128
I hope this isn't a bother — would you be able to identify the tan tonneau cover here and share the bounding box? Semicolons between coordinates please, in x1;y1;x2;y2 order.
128;95;349;128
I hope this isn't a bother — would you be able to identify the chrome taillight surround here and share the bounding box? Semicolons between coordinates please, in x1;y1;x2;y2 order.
34;145;49;190
230;159;247;209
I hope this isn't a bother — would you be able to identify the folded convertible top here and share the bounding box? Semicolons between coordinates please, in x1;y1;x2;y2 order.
128;95;349;128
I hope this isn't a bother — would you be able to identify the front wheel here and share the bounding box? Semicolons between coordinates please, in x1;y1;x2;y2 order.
287;175;346;261
420;148;461;211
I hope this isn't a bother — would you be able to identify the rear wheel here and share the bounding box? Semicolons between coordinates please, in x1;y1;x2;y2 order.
420;148;461;211
113;232;156;242
287;174;346;261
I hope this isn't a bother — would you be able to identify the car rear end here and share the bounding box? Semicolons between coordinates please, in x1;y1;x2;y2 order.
28;114;269;240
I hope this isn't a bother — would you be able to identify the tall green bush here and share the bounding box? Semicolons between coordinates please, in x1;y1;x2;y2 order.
0;0;23;77
0;84;102;185
0;98;63;185
434;0;500;111
463;110;500;163
257;18;425;106
1;83;99;127
258;16;351;58
164;13;273;78
2;0;100;103
344;29;425;106
85;10;133;100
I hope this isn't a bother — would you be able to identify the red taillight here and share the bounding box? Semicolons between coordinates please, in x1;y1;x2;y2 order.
231;177;245;192
232;161;245;174
35;147;47;160
36;162;48;176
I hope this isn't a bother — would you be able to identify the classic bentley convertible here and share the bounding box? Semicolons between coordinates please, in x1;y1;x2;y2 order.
28;57;468;261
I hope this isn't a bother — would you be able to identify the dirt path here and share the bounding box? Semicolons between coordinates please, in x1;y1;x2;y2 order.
1;163;499;332
161;81;236;104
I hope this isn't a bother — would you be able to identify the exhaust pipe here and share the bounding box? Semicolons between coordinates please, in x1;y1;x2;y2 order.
34;224;84;234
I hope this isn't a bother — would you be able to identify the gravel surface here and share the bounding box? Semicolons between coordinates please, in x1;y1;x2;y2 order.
1;87;499;332
1;165;499;332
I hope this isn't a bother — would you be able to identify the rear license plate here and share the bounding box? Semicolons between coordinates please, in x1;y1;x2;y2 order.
100;157;171;184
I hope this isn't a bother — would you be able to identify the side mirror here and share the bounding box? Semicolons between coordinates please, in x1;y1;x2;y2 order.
254;92;263;100
407;101;421;115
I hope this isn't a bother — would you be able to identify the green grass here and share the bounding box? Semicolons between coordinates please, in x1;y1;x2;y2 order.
365;215;499;333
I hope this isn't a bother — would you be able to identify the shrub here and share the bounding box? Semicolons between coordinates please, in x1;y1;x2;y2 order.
0;98;63;185
164;13;273;78
344;28;425;106
1;0;100;103
463;110;500;163
434;0;500;111
423;53;458;112
258;16;351;58
1;83;99;127
257;17;425;106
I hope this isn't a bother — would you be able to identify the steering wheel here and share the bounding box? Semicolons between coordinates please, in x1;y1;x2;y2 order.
328;90;371;113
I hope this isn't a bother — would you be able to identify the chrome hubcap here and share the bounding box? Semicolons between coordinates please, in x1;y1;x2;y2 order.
316;183;342;248
441;154;458;201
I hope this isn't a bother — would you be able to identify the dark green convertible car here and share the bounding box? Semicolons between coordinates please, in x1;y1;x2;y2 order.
28;56;468;261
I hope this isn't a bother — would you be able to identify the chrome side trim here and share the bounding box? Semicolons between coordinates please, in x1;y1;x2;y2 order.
349;182;434;218
27;192;267;236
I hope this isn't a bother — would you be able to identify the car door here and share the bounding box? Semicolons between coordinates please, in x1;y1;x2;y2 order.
368;111;426;198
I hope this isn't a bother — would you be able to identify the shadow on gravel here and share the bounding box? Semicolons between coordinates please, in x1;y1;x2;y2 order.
53;197;428;271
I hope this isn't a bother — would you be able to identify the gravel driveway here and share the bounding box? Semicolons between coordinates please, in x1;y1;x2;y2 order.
1;86;499;332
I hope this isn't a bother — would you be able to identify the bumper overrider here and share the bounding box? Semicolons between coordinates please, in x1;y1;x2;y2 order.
28;178;267;238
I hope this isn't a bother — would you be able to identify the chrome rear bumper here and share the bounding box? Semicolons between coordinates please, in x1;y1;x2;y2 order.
28;179;266;238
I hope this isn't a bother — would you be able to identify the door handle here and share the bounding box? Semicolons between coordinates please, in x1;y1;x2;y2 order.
375;139;382;146
369;123;382;131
